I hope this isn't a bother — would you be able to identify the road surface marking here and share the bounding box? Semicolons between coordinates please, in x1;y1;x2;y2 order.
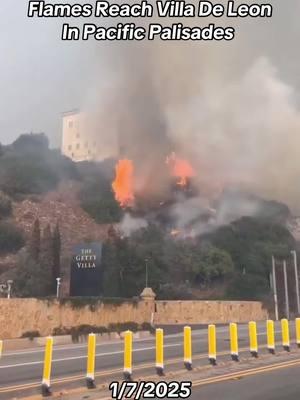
77;358;300;400
192;358;300;387
2;322;279;357
0;343;293;394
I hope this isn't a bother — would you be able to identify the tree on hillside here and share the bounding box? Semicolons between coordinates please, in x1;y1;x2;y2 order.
226;272;270;300
188;244;234;287
28;219;41;262
78;164;122;224
0;222;24;254
0;154;59;196
12;133;49;153
40;224;55;293
205;216;296;299
208;217;295;275
128;224;169;291
0;133;78;197
102;237;126;297
52;223;61;288
102;225;169;297
41;224;53;263
12;251;53;297
0;192;12;219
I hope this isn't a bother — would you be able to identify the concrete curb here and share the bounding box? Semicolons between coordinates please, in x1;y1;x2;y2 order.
3;331;151;352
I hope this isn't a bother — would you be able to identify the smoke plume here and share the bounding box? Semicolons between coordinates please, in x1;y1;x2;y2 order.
81;0;300;219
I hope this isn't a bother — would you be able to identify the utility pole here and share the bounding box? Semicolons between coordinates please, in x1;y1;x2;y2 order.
291;250;300;315
283;260;290;320
272;256;279;321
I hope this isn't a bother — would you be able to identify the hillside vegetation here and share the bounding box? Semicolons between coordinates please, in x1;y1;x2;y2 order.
0;133;297;302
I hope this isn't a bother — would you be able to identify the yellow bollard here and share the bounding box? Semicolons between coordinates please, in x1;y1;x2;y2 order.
266;320;275;354
183;326;192;370
0;340;3;359
41;337;53;396
123;331;133;380
296;318;300;348
156;328;164;376
86;333;96;389
249;321;258;358
229;323;239;362
208;324;217;365
281;319;290;352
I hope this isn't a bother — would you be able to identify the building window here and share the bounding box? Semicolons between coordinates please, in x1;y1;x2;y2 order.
88;150;91;155
68;121;73;128
71;153;74;158
68;145;72;151
76;143;80;150
76;133;80;139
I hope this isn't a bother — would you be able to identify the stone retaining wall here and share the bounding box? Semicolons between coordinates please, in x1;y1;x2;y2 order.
0;298;268;339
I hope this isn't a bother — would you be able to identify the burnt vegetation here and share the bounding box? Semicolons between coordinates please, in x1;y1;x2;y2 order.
0;133;297;302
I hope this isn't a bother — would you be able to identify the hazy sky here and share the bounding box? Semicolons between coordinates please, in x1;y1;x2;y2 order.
0;1;299;148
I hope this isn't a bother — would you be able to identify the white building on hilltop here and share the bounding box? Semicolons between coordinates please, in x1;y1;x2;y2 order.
62;109;120;162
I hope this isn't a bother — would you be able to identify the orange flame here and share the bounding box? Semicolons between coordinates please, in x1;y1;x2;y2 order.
112;159;134;207
166;152;195;186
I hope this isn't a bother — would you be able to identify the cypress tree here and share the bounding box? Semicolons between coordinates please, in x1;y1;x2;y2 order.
29;218;41;261
40;224;53;294
52;223;61;287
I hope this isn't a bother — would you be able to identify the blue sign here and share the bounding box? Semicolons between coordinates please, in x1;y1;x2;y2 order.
70;242;103;296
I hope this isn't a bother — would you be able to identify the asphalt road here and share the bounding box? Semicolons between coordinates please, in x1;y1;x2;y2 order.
190;362;300;399
0;321;297;399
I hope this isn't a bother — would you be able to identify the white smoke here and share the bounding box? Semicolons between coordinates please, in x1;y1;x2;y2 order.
166;57;300;210
80;0;300;215
119;213;148;237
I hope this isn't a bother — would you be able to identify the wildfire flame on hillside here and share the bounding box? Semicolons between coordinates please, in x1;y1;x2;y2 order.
166;152;196;187
112;159;134;207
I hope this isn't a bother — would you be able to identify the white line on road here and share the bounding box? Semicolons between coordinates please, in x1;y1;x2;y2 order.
0;342;184;369
0;328;283;370
3;322;272;357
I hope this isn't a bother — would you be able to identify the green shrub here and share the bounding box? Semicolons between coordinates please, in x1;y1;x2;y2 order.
0;154;59;196
81;197;122;224
158;283;195;300
21;330;40;340
108;322;139;333
12;133;49;153
120;322;139;332
54;322;146;343
0;222;24;254
70;325;108;342
78;167;122;224
52;326;71;336
59;297;134;310
226;272;269;300
0;134;79;197
12;252;53;298
94;326;109;334
59;297;103;311
140;322;152;331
